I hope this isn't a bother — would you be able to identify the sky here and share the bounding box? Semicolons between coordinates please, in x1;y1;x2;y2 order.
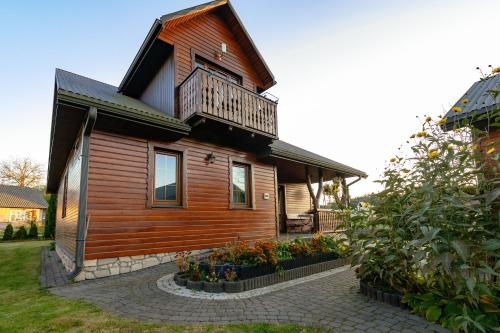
1;0;499;197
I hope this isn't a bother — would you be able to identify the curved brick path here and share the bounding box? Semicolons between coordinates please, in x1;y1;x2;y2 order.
51;262;448;333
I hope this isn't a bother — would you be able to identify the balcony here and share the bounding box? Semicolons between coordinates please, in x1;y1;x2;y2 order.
179;68;278;138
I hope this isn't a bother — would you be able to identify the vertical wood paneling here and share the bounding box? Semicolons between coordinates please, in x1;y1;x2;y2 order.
140;52;175;116
55;134;83;258
84;131;277;260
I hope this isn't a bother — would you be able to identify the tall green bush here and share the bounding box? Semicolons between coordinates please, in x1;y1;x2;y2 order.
44;194;56;239
349;97;499;331
28;222;38;239
13;226;28;240
2;224;13;241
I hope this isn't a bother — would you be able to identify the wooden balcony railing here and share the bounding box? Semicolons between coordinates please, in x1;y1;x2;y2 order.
317;210;348;233
179;68;278;137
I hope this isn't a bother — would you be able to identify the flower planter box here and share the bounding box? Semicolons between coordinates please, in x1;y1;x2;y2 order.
179;257;350;294
224;281;244;293
186;280;203;291
359;280;403;308
174;272;188;286
203;281;224;293
199;252;341;281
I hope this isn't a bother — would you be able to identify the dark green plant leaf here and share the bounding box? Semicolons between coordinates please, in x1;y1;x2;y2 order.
426;305;442;322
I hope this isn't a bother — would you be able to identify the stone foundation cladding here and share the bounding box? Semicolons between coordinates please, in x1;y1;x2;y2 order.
75;249;210;281
56;244;75;273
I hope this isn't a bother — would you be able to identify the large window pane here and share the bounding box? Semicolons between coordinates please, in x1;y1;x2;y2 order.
232;164;247;205
155;152;177;202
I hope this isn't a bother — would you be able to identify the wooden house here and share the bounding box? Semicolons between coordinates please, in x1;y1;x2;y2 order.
46;0;366;280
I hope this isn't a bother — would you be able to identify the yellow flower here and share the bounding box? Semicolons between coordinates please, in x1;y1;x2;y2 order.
428;150;439;159
425;116;432;122
417;131;428;137
487;147;496;155
452;106;462;113
492;66;500;74
460;98;470;105
460;146;466;152
436;117;448;125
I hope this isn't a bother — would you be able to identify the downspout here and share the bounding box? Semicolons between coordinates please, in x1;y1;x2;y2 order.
345;176;362;206
68;107;97;280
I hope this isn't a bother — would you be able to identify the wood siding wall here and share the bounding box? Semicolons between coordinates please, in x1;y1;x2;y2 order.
284;184;312;215
158;11;264;92
84;131;277;260
140;52;175;116
55;134;82;258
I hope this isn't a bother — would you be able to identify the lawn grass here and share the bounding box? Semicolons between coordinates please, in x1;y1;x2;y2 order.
0;241;329;333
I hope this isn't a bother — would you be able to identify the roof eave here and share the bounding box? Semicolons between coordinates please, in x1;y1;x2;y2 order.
118;19;163;93
56;89;191;134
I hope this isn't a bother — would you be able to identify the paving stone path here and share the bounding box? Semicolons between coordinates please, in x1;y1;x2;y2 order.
40;247;69;288
46;248;449;332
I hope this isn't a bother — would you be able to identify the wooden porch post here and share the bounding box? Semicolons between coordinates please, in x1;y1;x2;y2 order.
306;166;323;232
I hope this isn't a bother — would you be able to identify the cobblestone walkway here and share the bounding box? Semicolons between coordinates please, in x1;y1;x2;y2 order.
50;256;449;333
40;247;69;288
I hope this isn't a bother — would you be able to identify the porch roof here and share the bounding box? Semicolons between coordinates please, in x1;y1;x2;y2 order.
267;140;367;180
443;73;500;130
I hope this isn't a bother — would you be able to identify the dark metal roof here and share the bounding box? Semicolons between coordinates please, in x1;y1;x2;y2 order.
0;185;48;209
55;69;191;132
268;140;368;178
444;74;500;129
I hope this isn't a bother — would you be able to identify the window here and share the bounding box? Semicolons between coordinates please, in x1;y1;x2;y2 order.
152;150;182;206
230;162;253;208
62;173;68;218
9;210;27;222
195;57;242;85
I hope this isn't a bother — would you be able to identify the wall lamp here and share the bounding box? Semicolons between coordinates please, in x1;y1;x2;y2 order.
206;152;216;164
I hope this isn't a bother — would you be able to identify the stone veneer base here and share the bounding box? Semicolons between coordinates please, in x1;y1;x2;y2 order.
55;243;209;282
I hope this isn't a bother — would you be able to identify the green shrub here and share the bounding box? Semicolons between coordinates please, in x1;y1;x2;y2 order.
28;223;38;239
13;226;28;240
349;97;499;332
49;241;56;251
2;224;13;241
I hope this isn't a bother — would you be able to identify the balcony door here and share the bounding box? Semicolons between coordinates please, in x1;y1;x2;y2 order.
195;57;242;85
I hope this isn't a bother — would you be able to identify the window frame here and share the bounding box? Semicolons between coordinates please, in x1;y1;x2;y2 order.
147;142;187;208
191;51;243;86
228;157;255;210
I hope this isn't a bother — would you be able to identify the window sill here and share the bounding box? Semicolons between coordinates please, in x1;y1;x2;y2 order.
230;206;255;210
150;204;186;209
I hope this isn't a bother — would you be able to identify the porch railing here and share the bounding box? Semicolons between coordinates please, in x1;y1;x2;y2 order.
179;67;278;137
317;210;348;233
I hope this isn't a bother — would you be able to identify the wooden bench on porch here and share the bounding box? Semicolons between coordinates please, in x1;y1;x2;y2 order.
285;213;313;233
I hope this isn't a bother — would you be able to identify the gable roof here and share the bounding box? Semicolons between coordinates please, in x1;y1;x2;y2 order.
55;69;190;132
268;140;367;178
119;0;275;95
0;185;48;209
444;74;500;129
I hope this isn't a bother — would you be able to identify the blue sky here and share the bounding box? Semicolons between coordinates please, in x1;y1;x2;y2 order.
1;0;499;196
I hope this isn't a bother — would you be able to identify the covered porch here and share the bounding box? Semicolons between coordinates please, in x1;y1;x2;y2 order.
263;140;367;236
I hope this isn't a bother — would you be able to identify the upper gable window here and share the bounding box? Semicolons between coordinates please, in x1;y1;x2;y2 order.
195;57;242;85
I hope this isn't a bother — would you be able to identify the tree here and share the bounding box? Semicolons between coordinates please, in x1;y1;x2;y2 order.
0;158;44;187
44;194;57;239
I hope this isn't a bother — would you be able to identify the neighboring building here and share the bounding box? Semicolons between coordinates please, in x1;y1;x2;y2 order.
443;71;499;176
46;0;366;281
0;185;48;231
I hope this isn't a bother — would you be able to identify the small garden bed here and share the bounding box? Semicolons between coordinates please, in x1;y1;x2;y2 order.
173;233;349;293
175;257;349;293
359;280;405;308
